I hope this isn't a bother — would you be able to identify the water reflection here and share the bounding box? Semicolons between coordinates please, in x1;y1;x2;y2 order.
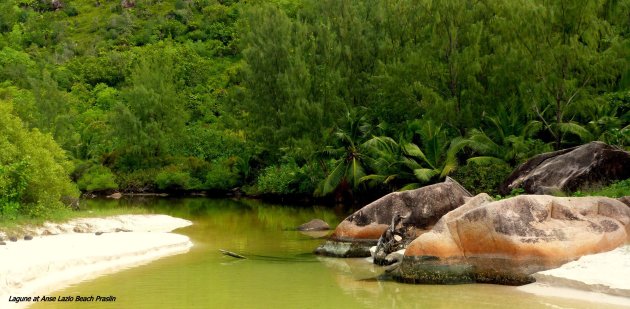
318;252;628;309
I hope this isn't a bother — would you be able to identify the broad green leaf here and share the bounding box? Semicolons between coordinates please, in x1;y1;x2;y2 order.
466;156;507;165
348;157;366;189
414;168;437;182
398;183;421;191
403;143;434;168
556;122;594;142
322;161;347;195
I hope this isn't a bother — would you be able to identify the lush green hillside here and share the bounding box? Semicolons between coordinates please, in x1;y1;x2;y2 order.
0;0;628;217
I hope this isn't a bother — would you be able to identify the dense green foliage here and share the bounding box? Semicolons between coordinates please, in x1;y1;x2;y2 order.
237;0;630;198
76;163;118;192
0;101;77;218
0;0;628;216
451;161;513;196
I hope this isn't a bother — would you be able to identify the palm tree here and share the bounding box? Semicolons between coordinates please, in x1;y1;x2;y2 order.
316;111;372;197
360;120;467;191
400;120;467;189
463;108;551;166
359;135;414;191
583;92;629;149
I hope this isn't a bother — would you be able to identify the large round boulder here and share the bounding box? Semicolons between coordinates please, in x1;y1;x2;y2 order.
391;195;630;285
499;141;630;195
314;177;472;257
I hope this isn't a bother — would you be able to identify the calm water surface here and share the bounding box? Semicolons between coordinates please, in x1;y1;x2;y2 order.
32;198;626;309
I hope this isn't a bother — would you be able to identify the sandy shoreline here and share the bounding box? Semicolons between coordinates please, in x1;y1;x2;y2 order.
0;215;193;308
2;214;628;308
518;245;630;307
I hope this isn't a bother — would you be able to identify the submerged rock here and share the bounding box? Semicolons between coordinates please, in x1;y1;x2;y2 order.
107;192;123;199
500;141;630;195
315;177;472;257
297;219;330;231
391;195;630;285
23;235;33;241
299;231;329;238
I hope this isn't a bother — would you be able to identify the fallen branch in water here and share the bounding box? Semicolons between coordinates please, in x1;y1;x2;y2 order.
219;249;246;259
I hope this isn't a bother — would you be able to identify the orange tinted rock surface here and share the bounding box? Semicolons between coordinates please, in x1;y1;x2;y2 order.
394;195;630;284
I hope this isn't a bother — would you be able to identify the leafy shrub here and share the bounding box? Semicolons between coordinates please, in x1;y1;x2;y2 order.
0;160;29;219
0;47;36;85
171;124;248;161
293;161;326;194
254;162;324;195
92;83;120;110
77;164;118;192
182;156;212;183
451;161;513;195
0;101;78;217
1;201;20;220
63;5;79;17
573;179;630;198
155;165;200;191
205;158;240;191
255;163;299;195
116;168;159;192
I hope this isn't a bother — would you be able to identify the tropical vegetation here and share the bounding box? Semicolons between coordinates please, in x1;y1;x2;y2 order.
0;0;628;217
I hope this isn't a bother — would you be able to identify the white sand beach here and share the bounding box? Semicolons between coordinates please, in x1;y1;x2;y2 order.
518;245;630;307
0;215;193;308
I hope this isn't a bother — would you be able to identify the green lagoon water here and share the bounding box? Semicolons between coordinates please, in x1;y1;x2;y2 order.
31;198;626;309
